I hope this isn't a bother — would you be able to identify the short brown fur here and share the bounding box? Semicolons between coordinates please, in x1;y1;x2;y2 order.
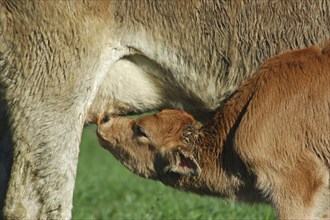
97;44;330;219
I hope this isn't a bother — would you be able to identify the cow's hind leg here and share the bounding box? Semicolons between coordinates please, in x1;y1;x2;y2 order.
3;100;85;219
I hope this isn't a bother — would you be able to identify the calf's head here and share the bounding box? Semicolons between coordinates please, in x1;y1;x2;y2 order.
97;109;201;180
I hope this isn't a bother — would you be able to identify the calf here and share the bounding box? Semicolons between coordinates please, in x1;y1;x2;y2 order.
97;44;330;219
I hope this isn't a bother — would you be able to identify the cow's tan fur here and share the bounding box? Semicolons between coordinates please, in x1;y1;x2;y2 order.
0;0;329;218
97;44;330;219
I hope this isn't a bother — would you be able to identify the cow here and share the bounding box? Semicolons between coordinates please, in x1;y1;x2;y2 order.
0;0;329;219
96;43;330;219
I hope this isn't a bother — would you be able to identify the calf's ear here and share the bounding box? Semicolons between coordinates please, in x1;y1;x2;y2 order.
163;147;201;176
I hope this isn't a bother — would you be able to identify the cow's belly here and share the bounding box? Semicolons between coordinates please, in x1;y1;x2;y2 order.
87;57;222;123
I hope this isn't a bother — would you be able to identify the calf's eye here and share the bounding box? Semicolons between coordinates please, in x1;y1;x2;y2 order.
132;124;148;138
100;114;110;124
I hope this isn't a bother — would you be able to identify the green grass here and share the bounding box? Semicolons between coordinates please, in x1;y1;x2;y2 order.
72;126;276;220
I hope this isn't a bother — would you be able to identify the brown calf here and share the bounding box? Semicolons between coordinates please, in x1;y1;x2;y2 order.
97;44;330;219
